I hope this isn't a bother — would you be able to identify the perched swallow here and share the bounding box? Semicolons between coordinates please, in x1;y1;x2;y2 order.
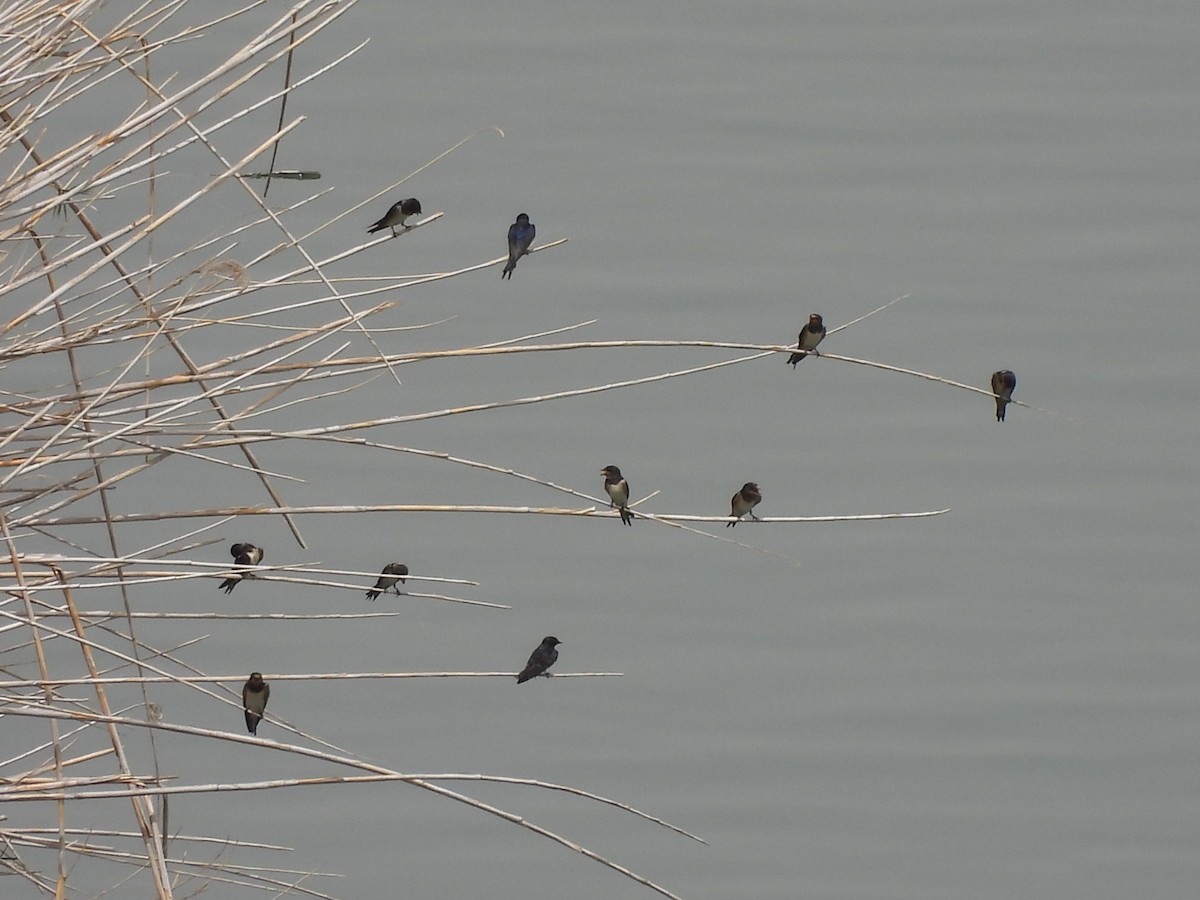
601;464;634;525
516;636;561;684
242;672;270;735
787;314;827;366
367;198;422;236
218;542;264;594
501;212;535;279
366;562;409;601
991;370;1017;422
727;482;762;527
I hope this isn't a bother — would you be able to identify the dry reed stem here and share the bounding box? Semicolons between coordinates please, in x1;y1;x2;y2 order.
17;502;951;528
0;672;623;689
6;704;687;900
1;2;974;897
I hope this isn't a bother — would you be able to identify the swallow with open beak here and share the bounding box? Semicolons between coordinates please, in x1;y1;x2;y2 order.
601;465;634;525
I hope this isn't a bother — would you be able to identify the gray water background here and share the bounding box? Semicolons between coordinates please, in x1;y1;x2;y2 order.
11;1;1200;897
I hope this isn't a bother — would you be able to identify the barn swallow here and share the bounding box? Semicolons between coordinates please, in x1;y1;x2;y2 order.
600;465;634;525
516;636;561;684
991;370;1017;422
242;672;270;735
727;482;762;527
367;198;422;236
787;314;827;366
366;562;409;601
501;213;535;279
218;542;264;594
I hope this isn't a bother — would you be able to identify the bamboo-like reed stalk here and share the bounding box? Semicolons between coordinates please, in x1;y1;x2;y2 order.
0;3;695;896
0;1;971;897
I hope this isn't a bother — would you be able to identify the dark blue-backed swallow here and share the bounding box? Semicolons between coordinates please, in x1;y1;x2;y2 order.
601;465;634;526
991;370;1017;422
727;482;762;527
242;672;270;735
218;542;264;594
787;313;827;366
366;562;409;601
516;636;561;684
501;213;535;279
367;198;422;236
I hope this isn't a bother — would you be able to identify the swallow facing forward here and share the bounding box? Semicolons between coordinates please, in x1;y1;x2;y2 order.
242;672;270;735
367;198;422;236
516;636;561;684
727;482;762;527
366;562;409;601
501;213;535;279
787;314;827;366
601;465;634;525
991;370;1017;422
218;543;264;594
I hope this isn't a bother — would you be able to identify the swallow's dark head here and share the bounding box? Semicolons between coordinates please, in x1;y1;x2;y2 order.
601;465;623;481
809;314;824;328
247;672;265;688
741;482;761;500
400;198;422;216
542;636;561;647
515;213;530;224
230;542;248;559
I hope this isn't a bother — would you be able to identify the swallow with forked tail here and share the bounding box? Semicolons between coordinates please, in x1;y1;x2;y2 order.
367;198;422;236
366;562;409;601
601;465;634;525
787;314;826;366
218;543;264;594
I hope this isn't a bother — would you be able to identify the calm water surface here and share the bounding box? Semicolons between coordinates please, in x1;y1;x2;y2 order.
13;1;1200;897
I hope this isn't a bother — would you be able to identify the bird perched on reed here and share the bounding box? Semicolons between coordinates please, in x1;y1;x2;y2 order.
601;465;634;525
367;197;422;236
366;562;409;601
787;314;826;366
502;212;535;279
242;672;270;735
727;482;762;527
516;636;561;684
218;543;264;594
990;370;1017;422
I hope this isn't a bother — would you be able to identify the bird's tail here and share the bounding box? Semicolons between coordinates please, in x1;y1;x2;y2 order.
787;352;805;367
502;257;517;279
